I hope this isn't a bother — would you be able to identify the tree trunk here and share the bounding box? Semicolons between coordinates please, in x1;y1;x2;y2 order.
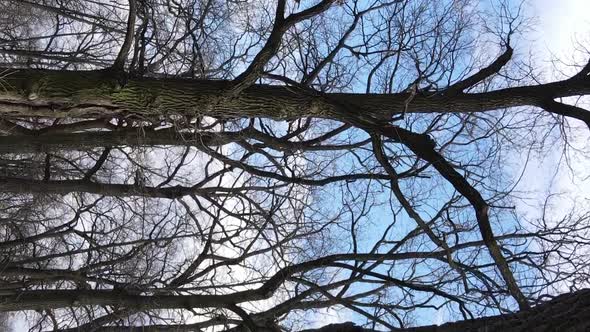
0;176;221;198
0;128;238;153
302;289;590;332
1;68;588;123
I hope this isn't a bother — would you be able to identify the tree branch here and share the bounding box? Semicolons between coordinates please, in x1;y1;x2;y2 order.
229;0;336;94
1;68;589;123
446;46;513;94
112;0;137;70
540;99;590;129
378;125;529;310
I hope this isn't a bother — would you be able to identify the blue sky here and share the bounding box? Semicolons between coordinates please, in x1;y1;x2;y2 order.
515;0;589;222
6;1;590;331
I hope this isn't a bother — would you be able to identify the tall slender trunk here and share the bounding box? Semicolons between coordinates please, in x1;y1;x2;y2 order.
0;177;216;198
0;129;239;153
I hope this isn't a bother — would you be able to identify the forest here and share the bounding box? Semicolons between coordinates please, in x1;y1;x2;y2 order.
0;0;589;331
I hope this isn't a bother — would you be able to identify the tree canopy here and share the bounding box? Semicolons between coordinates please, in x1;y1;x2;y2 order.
0;0;589;331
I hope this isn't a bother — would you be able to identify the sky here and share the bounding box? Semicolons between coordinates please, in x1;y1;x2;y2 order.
302;2;590;327
6;0;590;331
437;0;590;325
530;0;590;60
514;0;590;221
435;1;590;324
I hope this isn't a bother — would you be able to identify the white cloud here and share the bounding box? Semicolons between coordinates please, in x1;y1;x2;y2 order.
530;0;590;64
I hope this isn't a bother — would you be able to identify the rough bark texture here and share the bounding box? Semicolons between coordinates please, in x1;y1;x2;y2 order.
1;68;589;123
36;289;590;331
302;289;590;332
0;128;239;153
0;288;279;312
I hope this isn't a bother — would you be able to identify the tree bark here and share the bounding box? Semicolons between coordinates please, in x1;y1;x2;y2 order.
0;290;243;311
1;68;588;124
44;289;590;331
0;176;220;198
0;128;240;153
302;289;590;332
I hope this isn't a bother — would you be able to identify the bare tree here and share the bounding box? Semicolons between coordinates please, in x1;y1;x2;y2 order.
0;0;589;331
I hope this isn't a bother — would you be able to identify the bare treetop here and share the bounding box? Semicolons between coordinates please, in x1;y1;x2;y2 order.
0;0;589;331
